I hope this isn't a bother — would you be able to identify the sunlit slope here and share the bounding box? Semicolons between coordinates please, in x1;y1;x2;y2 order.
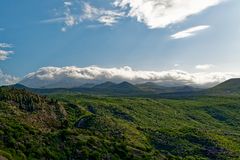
1;87;240;159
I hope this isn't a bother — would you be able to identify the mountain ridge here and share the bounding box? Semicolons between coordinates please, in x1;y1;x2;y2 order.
11;78;240;97
15;81;202;96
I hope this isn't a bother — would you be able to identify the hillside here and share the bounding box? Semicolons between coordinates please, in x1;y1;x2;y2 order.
1;87;240;159
136;82;199;94
207;78;240;95
92;81;116;89
91;81;141;95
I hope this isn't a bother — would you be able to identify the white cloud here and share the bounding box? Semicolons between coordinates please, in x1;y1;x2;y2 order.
0;50;14;61
20;66;239;88
195;64;215;70
0;43;14;61
114;0;222;29
0;69;20;86
41;1;79;31
56;2;79;31
45;1;125;31
48;0;223;30
171;25;210;39
0;43;12;48
40;17;66;24
81;2;125;26
64;1;72;6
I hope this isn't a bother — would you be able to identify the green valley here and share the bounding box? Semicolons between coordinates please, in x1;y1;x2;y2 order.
1;83;240;159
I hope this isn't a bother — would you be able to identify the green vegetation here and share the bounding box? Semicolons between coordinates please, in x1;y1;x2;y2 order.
1;86;240;159
207;78;240;96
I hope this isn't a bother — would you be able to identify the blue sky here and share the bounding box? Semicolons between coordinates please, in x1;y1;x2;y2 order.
0;0;240;86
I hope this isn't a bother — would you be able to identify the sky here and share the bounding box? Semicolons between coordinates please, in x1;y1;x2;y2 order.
0;0;240;87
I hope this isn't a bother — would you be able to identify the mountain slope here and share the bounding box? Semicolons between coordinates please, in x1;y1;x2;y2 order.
0;87;161;159
1;86;240;159
92;81;116;89
111;81;141;93
207;78;240;95
136;82;199;94
71;81;143;96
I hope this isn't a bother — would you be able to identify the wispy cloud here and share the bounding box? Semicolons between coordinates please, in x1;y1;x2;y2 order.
0;43;14;61
40;17;66;24
64;1;72;6
171;25;210;39
44;1;125;31
0;43;12;48
0;28;4;31
0;50;14;61
0;69;19;86
41;1;78;31
47;0;223;31
81;2;125;26
20;65;239;88
195;64;215;70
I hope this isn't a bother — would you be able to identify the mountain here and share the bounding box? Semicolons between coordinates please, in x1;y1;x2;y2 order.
93;81;140;93
92;81;116;89
136;82;163;92
20;76;101;89
10;83;30;89
136;82;200;94
76;81;142;96
1;86;240;159
79;83;96;88
112;81;141;93
206;78;240;95
16;78;240;98
13;81;202;97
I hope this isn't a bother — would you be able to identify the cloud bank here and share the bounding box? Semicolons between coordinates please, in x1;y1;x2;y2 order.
20;66;240;88
171;25;210;39
0;70;19;86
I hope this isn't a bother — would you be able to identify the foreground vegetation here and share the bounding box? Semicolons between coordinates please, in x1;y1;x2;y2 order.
1;86;240;159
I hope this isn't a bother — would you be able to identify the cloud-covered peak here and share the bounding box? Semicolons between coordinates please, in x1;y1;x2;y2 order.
20;66;240;89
